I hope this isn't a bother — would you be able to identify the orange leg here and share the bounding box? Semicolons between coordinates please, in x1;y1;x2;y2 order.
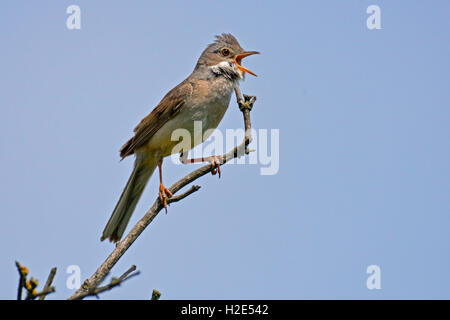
158;159;172;212
180;153;223;178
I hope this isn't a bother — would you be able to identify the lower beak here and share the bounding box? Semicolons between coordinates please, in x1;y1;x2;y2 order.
234;51;260;77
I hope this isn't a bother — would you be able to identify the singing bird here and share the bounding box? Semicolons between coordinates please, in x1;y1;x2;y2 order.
101;34;259;242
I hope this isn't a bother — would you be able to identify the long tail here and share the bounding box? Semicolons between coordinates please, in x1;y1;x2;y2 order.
101;154;157;242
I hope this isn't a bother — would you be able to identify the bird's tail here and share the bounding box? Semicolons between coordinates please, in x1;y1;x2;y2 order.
101;154;157;242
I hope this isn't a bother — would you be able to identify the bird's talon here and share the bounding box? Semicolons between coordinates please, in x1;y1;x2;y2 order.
159;184;172;212
209;156;222;178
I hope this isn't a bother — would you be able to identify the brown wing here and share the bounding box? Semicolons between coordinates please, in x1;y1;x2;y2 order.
120;79;193;159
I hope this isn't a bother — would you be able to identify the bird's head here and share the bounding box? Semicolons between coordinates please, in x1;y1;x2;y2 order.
196;33;259;79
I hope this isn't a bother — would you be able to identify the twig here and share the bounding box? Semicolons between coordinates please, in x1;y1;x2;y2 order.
24;277;39;300
15;262;56;300
167;185;201;204
68;84;256;300
151;289;161;300
30;286;56;300
15;261;28;300
38;267;57;300
72;265;140;300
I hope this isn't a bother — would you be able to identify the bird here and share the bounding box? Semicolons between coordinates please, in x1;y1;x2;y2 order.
101;33;259;243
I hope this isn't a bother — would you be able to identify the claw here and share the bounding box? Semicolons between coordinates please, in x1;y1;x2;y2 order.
159;183;173;213
210;155;223;178
180;154;224;179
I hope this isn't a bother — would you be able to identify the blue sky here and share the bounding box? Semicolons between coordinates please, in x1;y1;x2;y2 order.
0;1;449;299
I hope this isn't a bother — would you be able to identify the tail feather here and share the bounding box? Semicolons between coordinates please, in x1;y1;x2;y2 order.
101;154;157;242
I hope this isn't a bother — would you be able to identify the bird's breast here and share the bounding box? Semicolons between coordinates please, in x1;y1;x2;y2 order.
189;79;234;128
145;78;235;157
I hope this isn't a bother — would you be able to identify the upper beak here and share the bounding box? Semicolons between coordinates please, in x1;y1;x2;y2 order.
234;51;260;77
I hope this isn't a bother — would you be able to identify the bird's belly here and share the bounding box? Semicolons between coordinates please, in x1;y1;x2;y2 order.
144;92;232;157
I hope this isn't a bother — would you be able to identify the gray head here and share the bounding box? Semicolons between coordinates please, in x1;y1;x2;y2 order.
195;33;259;80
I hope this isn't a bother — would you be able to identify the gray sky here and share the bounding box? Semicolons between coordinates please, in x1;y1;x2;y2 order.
1;1;449;299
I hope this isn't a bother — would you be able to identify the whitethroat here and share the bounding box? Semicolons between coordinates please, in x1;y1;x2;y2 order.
101;34;259;242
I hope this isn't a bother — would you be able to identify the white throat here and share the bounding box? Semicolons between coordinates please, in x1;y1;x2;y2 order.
209;61;244;81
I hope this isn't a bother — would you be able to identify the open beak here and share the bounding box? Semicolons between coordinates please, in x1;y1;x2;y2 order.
234;51;260;77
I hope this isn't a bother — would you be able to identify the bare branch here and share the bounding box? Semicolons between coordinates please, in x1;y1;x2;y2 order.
32;286;56;300
68;84;256;300
167;185;201;204
38;267;57;300
15;261;28;300
71;265;140;300
15;261;56;300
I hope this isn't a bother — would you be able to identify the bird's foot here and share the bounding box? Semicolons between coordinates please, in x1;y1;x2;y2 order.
179;153;224;178
209;155;223;178
159;183;173;213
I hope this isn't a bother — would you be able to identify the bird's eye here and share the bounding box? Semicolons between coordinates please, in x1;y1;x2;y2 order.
221;48;230;56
